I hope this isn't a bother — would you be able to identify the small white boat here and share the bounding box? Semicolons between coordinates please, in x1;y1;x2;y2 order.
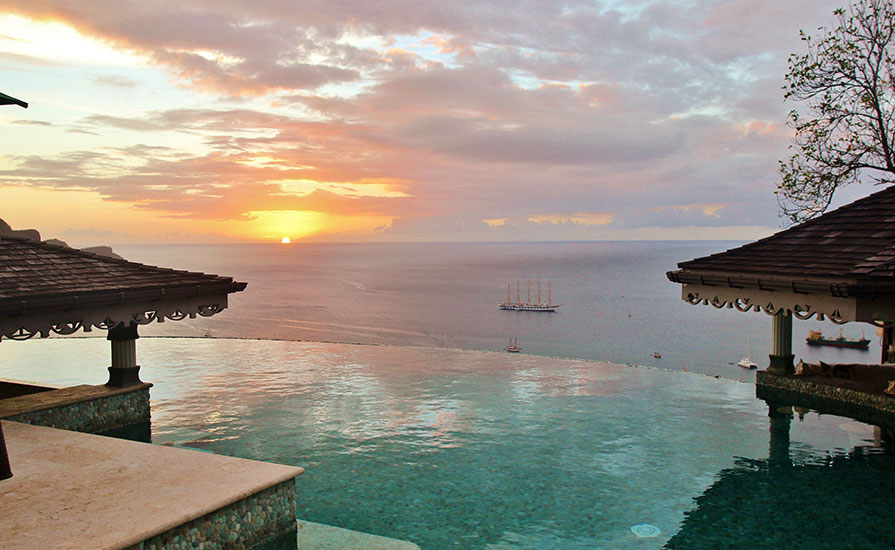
506;337;521;353
737;337;758;369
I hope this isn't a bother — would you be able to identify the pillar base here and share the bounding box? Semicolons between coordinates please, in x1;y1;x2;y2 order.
767;354;795;376
106;366;143;388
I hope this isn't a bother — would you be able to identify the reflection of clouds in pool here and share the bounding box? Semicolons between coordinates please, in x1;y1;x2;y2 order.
630;523;661;537
507;364;634;400
838;421;872;435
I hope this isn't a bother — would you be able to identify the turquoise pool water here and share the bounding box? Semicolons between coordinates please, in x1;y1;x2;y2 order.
2;337;893;549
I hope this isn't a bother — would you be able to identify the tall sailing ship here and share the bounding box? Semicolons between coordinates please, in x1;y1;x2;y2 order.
499;279;559;312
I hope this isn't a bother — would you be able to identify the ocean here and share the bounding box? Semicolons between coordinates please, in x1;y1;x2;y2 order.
113;240;880;381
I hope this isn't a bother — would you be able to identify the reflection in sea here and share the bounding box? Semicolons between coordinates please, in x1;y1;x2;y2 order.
0;337;892;549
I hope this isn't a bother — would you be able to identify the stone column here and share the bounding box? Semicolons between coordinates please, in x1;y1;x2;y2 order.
107;323;143;387
767;310;794;375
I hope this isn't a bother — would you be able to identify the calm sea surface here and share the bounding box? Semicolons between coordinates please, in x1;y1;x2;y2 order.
116;241;881;380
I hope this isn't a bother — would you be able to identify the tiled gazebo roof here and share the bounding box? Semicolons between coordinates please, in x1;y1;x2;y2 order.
0;236;247;341
667;185;895;323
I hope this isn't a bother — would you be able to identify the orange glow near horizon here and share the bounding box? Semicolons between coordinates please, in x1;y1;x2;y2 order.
278;178;411;198
1;186;402;244
244;210;326;241
236;211;392;242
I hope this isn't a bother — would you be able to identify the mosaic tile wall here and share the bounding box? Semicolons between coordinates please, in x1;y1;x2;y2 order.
756;371;895;428
6;387;150;436
123;479;298;550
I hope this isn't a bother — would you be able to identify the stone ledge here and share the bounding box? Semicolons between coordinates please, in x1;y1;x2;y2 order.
1;421;304;550
0;382;152;418
1;383;153;437
756;370;895;428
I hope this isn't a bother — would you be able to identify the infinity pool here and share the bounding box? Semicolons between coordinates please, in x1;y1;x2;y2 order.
2;338;893;549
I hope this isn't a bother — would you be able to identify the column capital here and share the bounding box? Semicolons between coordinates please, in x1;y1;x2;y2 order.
107;323;139;342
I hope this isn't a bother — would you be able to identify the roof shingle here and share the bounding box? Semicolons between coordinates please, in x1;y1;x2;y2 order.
674;184;895;287
0;237;246;318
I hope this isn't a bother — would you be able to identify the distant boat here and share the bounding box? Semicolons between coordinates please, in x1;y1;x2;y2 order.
806;328;870;349
499;279;559;312
506;337;521;353
652;352;661;358
737;337;758;369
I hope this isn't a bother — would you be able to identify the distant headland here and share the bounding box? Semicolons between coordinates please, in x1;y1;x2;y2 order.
0;218;123;259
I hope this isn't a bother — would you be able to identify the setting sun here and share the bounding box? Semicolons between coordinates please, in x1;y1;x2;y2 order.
281;237;291;244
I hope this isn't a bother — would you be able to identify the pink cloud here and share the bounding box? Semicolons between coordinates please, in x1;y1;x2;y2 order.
1;0;855;240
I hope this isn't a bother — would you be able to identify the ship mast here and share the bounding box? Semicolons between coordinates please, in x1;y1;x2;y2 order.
516;280;520;303
548;281;552;305
537;279;541;304
507;283;511;303
527;279;531;304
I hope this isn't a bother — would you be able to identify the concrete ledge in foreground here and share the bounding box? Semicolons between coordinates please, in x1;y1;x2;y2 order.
1;420;304;550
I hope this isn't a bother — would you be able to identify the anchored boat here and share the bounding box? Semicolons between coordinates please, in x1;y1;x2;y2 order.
806;329;870;349
499;279;559;312
737;337;758;369
506;337;521;353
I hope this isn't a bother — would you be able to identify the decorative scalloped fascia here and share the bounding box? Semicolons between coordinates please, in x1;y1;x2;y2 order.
680;284;857;324
0;294;230;342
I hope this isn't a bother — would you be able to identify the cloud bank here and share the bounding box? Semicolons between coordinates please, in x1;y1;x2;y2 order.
0;0;848;241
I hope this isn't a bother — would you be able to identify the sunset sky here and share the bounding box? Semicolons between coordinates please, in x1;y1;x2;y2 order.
0;0;869;245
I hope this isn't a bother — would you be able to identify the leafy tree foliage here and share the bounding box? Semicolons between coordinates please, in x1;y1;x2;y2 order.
777;0;895;223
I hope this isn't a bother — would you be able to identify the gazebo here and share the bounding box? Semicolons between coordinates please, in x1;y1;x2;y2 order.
0;232;306;550
667;185;895;374
0;234;246;478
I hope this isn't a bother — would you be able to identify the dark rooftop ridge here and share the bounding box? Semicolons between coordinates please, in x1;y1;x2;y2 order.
671;184;895;288
0;236;246;318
